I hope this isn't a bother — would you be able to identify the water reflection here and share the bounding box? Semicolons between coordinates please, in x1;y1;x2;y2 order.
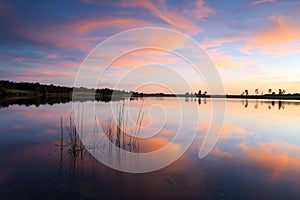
2;95;299;111
240;99;286;110
0;98;300;199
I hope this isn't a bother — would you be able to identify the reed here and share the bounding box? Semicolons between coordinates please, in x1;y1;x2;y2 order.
58;99;145;158
102;100;144;152
57;112;85;158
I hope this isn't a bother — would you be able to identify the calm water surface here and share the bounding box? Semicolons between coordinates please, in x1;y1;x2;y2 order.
0;98;300;199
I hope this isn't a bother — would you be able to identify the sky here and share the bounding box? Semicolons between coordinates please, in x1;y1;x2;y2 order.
1;0;300;94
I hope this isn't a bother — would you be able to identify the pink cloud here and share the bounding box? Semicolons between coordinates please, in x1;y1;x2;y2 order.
206;49;254;69
198;121;253;140
109;49;175;69
0;54;26;62
244;16;300;54
202;15;300;56
119;0;215;34
239;142;300;180
138;137;181;153
13;125;25;130
193;0;216;19
74;18;154;34
15;17;160;54
2;1;214;56
201;37;237;49
251;0;278;5
47;129;59;134
8;66;76;83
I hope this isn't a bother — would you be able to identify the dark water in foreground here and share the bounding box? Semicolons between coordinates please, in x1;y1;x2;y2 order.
0;98;300;200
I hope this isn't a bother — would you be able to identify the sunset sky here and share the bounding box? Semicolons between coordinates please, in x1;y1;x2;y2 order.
1;0;300;94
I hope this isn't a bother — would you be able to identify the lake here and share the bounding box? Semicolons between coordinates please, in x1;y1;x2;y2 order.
0;97;300;199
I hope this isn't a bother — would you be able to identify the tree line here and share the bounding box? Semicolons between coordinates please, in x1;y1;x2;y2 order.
0;80;74;96
242;88;290;96
0;80;176;98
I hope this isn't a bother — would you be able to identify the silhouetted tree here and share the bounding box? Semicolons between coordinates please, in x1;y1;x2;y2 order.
254;100;258;109
0;82;4;94
245;89;249;96
255;89;259;95
34;82;40;93
244;99;248;107
271;101;275;106
268;89;272;94
41;86;48;96
278;101;283;110
279;89;283;95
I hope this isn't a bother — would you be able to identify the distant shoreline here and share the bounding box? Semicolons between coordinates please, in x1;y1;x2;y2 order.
218;94;300;100
1;80;300;103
